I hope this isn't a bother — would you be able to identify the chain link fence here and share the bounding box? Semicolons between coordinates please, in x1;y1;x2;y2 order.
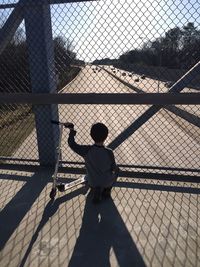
0;1;200;267
0;0;200;176
0;169;200;267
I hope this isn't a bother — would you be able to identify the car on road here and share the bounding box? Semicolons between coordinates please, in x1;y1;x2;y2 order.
165;81;174;88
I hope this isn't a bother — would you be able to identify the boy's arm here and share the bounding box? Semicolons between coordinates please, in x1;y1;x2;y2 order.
68;129;90;158
108;149;119;174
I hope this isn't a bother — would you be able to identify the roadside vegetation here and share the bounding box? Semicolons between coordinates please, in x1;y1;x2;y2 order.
0;105;35;158
0;29;82;158
94;22;200;87
119;22;200;70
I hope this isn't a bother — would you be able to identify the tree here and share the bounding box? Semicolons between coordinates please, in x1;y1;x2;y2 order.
180;22;200;68
0;31;77;94
54;36;76;71
118;23;200;70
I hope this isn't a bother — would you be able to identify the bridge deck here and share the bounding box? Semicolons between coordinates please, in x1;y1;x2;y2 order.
0;168;199;267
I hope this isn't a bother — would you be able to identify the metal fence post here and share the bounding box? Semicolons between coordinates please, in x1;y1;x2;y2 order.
24;1;59;165
0;0;23;55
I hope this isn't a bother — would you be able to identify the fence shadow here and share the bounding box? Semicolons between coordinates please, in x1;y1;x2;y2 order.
18;186;89;267
1;167;199;267
68;191;146;267
19;187;146;267
116;181;200;195
0;171;48;251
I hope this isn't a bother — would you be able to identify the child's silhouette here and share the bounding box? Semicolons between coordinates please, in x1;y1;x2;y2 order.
68;122;119;203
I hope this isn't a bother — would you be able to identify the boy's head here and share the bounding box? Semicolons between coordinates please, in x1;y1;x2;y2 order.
90;123;108;143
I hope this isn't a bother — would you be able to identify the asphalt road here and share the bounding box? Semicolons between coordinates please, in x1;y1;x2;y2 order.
58;65;200;171
14;64;199;170
4;65;200;267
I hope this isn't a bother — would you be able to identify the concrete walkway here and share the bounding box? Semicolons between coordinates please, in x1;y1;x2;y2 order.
0;168;200;267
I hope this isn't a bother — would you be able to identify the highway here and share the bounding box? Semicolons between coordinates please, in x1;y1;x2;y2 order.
57;65;200;172
13;64;199;171
5;64;200;267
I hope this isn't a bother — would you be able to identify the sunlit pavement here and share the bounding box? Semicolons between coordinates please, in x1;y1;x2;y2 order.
1;65;200;266
0;168;200;267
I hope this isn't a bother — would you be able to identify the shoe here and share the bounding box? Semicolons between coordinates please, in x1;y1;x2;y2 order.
102;187;112;199
92;187;102;204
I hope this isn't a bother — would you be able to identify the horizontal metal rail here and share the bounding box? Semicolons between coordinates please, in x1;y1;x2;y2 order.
0;163;199;182
0;4;16;9
0;0;96;9
108;61;200;150
104;67;200;127
0;93;200;105
0;157;199;173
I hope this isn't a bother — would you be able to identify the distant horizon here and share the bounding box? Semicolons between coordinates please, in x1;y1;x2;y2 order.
0;0;200;63
51;0;200;62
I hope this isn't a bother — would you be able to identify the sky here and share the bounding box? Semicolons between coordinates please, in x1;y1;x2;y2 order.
50;0;200;62
1;0;200;62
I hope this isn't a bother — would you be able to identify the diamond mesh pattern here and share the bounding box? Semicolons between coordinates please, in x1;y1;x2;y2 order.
0;2;200;267
0;170;200;266
0;1;200;175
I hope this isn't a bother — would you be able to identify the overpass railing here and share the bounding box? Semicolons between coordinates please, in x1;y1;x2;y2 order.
0;0;199;178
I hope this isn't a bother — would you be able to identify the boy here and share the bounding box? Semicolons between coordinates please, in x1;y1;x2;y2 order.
68;122;119;203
